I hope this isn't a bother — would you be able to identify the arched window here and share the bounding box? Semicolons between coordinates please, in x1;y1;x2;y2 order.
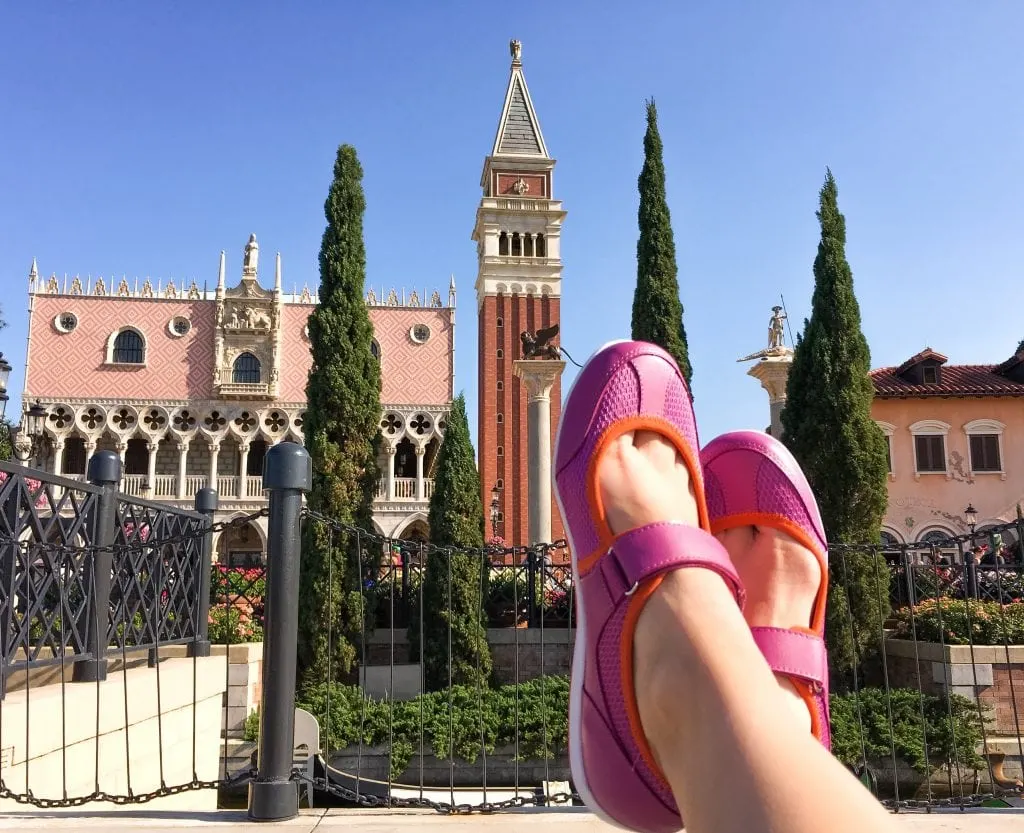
511;233;522;256
233;352;261;384
370;340;381;361
523;234;534;257
113;329;144;364
535;234;546;257
498;232;509;256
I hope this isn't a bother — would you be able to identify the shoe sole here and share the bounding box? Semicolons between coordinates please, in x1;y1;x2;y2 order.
552;339;634;831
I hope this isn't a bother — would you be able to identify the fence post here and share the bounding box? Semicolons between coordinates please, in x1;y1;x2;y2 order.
964;546;979;600
526;546;538;628
73;450;121;684
248;443;311;823
189;488;218;658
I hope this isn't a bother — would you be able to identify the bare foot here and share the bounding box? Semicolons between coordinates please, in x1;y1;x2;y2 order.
597;430;741;766
715;525;822;731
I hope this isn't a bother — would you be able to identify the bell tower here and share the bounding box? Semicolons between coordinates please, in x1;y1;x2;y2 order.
473;40;567;547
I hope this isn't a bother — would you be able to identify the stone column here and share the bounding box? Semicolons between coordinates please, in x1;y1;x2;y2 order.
239;441;250;498
415;445;426;500
208;441;220;491
746;353;794;440
52;439;65;477
176;441;190;499
116;442;128;467
385;443;396;501
146;441;159;498
85;439;97;472
513;359;566;545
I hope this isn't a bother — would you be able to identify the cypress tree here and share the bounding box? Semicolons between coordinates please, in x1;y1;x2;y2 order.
299;144;382;689
414;394;491;691
632;99;692;388
781;170;890;685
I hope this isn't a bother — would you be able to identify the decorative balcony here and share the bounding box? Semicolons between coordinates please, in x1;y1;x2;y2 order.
216;382;272;399
373;476;435;502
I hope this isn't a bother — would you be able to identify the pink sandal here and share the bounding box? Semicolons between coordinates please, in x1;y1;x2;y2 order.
554;341;745;833
701;430;832;749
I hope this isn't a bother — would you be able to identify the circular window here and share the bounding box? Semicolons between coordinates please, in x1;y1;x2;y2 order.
410;324;431;344
169;316;191;337
54;312;78;333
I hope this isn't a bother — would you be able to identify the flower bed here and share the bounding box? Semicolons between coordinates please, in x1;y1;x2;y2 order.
208;565;266;644
891;599;1024;645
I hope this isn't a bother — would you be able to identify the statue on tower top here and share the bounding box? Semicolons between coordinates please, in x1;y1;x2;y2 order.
768;305;787;350
242;233;259;278
510;39;522;64
737;304;794;363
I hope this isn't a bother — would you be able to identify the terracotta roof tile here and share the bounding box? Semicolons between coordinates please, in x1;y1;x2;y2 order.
871;364;1024;397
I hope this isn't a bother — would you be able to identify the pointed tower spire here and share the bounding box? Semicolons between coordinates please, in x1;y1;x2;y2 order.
29;258;38;280
217;250;226;290
449;273;456;307
274;252;282;292
490;39;548;158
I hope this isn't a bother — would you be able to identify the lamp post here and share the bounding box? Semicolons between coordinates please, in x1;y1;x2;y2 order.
963;503;979;599
12;399;48;465
0;353;11;421
489;483;501;538
964;503;978;535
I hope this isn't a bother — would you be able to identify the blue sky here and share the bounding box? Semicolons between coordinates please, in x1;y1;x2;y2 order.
2;2;1023;449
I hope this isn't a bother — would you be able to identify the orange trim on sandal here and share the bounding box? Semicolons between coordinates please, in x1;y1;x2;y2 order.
622;572;670;789
579;415;709;577
709;510;828;634
577;414;711;790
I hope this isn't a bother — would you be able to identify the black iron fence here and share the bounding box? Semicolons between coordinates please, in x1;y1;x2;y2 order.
1;446;1022;819
0;455;215;682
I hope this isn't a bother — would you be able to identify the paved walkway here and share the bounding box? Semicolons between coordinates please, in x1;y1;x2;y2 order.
0;809;1021;832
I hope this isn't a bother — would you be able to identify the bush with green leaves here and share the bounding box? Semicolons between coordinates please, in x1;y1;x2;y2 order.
245;679;980;781
829;687;984;774
892;599;1024;645
247;675;569;780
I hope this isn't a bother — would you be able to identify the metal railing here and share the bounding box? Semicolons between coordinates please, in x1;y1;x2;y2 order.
2;444;1021;817
0;455;214;680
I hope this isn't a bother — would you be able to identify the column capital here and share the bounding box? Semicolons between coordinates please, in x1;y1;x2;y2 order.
513;359;566;402
176;440;190;452
208;440;221;453
239;440;251;453
147;441;160;452
52;438;65;450
414;444;426;456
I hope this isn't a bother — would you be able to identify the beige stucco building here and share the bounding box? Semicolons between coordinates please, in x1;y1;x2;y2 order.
871;347;1024;550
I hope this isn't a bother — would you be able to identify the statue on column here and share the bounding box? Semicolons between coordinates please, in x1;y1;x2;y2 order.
520;323;560;360
768;305;787;350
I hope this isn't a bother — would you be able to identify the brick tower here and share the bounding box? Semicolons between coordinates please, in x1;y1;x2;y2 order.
473;40;567;547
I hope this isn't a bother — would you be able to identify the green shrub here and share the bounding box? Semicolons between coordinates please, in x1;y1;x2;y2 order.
892;599;1024;645
251;675;569;779
830;687;985;774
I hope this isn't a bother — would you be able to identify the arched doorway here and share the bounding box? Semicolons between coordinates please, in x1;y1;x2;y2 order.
217;521;265;567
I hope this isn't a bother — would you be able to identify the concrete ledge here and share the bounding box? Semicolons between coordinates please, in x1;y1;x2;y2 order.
886;639;1024;664
0;656;227;811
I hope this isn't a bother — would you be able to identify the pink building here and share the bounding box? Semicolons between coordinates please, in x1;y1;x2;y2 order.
872;347;1024;553
20;234;455;561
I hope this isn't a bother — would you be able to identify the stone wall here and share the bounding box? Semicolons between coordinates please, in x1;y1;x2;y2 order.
365;627;574;684
884;638;1024;736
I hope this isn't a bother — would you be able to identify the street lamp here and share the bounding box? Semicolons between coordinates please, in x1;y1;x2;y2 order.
13;400;48;464
489;483;501;537
0;352;11;421
964;503;978;534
